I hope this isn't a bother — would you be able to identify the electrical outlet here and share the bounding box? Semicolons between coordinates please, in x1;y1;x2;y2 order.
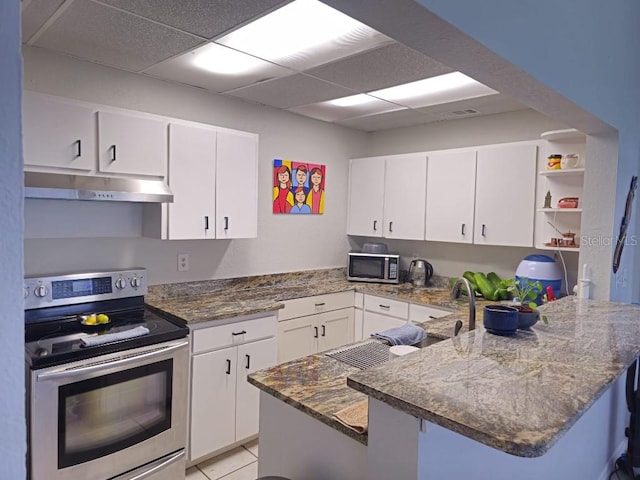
178;253;189;272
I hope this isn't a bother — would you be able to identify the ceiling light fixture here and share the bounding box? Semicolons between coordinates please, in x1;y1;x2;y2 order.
216;0;390;70
192;43;268;75
370;72;497;108
328;94;376;107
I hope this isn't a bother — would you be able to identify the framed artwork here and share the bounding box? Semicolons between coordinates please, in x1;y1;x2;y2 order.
273;159;325;214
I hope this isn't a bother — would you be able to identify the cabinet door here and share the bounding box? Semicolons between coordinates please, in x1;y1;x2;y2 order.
425;150;477;243
347;157;385;237
215;131;258;239
383;154;428;240
235;337;277;441
474;144;537;247
98;111;167;177
167;123;216;239
23;92;96;171
189;347;237;461
277;315;318;364
362;311;407;339
317;308;355;352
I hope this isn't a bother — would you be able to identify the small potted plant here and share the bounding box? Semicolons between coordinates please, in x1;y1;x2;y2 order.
495;277;549;328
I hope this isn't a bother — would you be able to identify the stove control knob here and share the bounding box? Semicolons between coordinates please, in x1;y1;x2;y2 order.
34;285;49;298
115;278;127;290
130;276;141;289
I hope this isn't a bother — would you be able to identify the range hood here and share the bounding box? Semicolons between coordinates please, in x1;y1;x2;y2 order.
24;172;174;203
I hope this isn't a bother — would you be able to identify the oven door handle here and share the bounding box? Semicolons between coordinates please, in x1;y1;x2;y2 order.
112;450;185;480
36;340;188;382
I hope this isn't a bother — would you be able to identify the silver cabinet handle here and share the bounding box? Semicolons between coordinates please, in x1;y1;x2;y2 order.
37;340;188;381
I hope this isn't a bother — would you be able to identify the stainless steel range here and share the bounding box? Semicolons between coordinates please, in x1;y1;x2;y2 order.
25;268;188;480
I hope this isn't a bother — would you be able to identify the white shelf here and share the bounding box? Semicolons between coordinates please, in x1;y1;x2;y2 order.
540;129;586;142
538;168;585;177
535;244;580;252
537;208;582;213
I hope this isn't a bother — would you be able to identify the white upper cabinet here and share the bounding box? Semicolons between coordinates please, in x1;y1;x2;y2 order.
425;150;477;244
23;91;96;171
215;131;258;239
347;156;386;237
98;110;167;177
383;154;428;240
474;144;537;247
167;123;217;240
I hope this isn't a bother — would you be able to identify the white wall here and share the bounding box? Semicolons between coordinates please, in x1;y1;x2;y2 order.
22;46;368;284
1;0;26;477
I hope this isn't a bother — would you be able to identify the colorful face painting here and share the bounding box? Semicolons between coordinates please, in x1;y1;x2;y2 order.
273;159;325;214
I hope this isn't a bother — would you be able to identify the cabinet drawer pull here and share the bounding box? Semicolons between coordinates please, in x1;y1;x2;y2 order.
226;359;231;375
314;302;326;307
429;315;437;319
461;223;465;236
373;220;377;231
482;224;486;236
389;221;393;233
232;330;247;336
321;325;326;337
224;216;229;230
204;216;209;230
74;139;81;158
314;326;319;338
379;304;390;309
245;354;251;369
110;144;117;162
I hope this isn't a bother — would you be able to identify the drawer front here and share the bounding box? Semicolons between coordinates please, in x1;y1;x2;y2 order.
362;311;407;338
278;291;354;321
409;304;452;323
364;294;409;320
192;315;277;354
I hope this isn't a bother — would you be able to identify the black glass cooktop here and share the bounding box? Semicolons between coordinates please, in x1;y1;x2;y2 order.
25;296;188;369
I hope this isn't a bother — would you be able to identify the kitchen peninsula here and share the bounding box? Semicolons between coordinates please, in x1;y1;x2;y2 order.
249;297;640;480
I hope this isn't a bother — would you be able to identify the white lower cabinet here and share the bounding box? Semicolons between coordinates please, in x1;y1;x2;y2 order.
277;292;355;363
189;315;277;462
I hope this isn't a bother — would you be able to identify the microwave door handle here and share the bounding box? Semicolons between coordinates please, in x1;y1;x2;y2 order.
115;450;185;480
36;340;188;382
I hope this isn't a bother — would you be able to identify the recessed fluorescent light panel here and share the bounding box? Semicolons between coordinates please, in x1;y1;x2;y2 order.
370;72;498;108
216;0;392;71
192;43;269;75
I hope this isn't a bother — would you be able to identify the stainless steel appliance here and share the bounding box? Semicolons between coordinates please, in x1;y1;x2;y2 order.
25;268;188;480
347;251;400;284
408;259;433;287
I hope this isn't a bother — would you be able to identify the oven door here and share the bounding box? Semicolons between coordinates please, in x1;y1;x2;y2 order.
29;339;188;480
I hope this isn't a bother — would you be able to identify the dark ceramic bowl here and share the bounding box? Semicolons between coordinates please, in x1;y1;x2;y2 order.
483;305;518;336
517;309;539;329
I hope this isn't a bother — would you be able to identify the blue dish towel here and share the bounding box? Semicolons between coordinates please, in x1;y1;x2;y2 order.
371;323;427;346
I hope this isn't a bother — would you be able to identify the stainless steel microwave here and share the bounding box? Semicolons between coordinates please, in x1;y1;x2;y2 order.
347;252;400;284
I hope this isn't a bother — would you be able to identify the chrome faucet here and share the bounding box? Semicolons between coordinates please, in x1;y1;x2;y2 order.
451;277;476;333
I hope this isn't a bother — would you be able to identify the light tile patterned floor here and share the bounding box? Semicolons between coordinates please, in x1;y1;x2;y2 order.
186;441;259;480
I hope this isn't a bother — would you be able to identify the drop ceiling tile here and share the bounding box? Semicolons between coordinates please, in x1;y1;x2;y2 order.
226;74;357;109
98;0;288;38
288;96;402;122
145;44;294;93
335;108;432;132
33;0;203;71
21;0;66;43
306;43;453;92
415;93;527;118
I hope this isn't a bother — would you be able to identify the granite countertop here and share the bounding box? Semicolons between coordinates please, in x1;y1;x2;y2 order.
346;298;640;457
145;268;475;326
